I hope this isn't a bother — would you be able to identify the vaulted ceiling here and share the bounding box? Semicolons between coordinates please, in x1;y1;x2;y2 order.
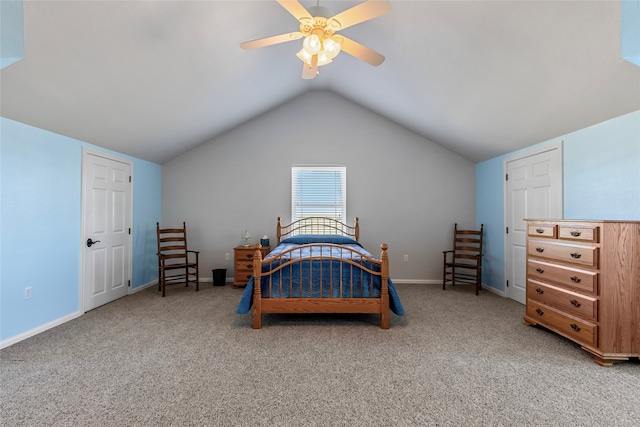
1;1;639;164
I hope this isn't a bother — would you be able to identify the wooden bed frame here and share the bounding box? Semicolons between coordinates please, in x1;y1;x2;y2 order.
251;217;390;329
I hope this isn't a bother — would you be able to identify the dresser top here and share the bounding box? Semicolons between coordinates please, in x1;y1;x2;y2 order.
526;219;640;224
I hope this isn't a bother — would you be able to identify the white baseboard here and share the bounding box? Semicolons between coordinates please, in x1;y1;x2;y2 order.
1;310;83;350
395;280;507;298
129;280;158;294
4;280;159;349
481;283;506;297
392;279;441;285
200;277;233;284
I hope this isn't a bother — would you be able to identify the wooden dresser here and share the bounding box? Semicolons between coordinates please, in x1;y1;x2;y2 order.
233;245;270;287
524;219;640;366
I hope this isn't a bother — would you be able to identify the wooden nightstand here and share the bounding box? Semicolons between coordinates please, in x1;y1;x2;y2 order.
233;246;270;287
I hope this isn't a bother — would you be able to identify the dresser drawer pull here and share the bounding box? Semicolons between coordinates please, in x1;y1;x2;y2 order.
536;267;544;274
570;252;582;259
535;308;544;315
570;300;581;308
570;323;581;332
245;275;252;279
536;247;544;253
570;230;582;237
246;264;253;269
245;254;253;258
536;228;545;234
536;288;544;294
570;276;581;283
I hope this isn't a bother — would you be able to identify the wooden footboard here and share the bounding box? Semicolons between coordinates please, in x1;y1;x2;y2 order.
252;243;390;329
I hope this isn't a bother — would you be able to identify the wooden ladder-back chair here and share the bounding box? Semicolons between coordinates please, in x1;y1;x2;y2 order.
156;222;199;297
442;223;484;295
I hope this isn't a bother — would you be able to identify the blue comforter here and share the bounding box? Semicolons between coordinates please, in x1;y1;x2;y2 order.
236;235;404;316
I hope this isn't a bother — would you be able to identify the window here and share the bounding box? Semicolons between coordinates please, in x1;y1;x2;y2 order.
291;166;346;222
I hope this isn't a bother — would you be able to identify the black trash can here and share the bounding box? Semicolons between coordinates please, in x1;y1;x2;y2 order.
212;269;227;286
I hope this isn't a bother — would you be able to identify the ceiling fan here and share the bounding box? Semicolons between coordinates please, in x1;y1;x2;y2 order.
240;0;391;80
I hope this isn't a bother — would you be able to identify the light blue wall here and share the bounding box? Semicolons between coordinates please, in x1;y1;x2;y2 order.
621;0;640;67
564;112;640;219
0;117;161;343
476;110;640;293
0;0;24;69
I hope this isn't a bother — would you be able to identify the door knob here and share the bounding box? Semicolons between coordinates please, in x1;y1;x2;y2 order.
87;238;101;247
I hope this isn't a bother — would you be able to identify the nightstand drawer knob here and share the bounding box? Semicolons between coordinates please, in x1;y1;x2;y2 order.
536;288;544;294
536;247;544;253
570;230;582;237
570;276;581;283
570;323;581;332
536;308;544;315
570;252;582;259
536;228;545;234
570;300;581;308
536;268;544;274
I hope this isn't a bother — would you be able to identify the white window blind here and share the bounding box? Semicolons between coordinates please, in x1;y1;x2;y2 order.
291;166;346;222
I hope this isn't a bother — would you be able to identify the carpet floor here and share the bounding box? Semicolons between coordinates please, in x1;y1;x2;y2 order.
1;283;639;426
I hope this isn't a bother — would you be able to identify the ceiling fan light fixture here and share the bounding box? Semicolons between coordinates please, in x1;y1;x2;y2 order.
317;50;332;66
296;48;332;66
296;48;312;64
302;34;322;55
323;37;341;59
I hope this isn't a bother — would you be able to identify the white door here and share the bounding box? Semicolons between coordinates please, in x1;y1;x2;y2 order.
505;143;563;304
82;149;132;311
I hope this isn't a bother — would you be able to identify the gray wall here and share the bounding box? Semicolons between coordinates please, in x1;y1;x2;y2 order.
161;90;476;282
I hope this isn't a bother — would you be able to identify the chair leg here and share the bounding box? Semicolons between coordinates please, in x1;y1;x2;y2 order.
161;270;166;297
442;253;446;290
195;252;199;292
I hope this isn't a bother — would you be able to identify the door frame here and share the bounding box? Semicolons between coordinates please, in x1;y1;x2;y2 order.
503;141;563;302
80;147;133;313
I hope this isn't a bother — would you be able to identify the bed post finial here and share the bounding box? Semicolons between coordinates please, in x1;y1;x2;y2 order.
354;217;360;241
380;243;389;278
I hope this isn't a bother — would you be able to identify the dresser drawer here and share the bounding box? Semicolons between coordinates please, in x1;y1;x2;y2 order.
527;223;557;238
234;270;253;283
527;279;597;321
528;241;598;268
527;259;598;294
558;224;599;243
235;261;256;271
527;301;597;347
237;250;258;260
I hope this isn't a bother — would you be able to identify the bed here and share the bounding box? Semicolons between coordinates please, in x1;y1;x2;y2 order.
236;217;404;329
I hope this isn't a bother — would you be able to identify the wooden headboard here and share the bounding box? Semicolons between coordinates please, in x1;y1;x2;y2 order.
276;217;359;243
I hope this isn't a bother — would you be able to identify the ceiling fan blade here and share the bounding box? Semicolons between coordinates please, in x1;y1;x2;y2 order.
327;0;391;31
277;0;313;23
240;32;303;50
301;55;319;79
336;36;385;66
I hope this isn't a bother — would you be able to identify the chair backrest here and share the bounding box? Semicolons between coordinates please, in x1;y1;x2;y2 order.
156;222;189;265
452;223;484;266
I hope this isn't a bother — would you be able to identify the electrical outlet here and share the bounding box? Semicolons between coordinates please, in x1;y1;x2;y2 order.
403;255;409;262
24;287;32;300
225;253;230;261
